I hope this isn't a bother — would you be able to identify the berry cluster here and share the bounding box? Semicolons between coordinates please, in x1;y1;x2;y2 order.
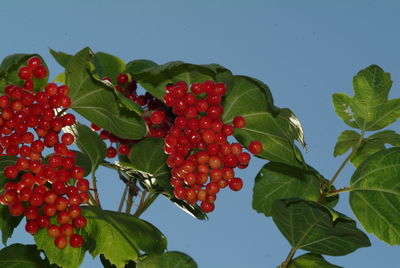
92;73;173;158
163;81;263;213
0;57;88;249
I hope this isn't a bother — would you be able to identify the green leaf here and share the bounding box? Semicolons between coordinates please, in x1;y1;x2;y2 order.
129;138;170;191
0;205;23;245
73;150;92;177
100;254;135;268
53;72;65;84
83;206;167;267
334;130;361;157
222;76;305;167
333;65;400;131
92;52;125;83
287;253;343;268
137;251;197;268
66;47;146;140
252;163;320;217
0;53;49;92
49;49;72;67
350;130;400;167
111;83;144;115
124;59;158;75
0;156;18;189
272;198;370;256
0;243;54;268
349;147;400;245
128;61;233;101
64;123;106;174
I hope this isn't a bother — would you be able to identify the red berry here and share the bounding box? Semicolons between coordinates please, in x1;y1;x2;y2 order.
150;110;166;124
69;234;84;248
32;66;47;79
47;225;60;238
249;141;263;155
18;67;32;80
233;116;246;128
55;236;68;249
25;220;39;234
72;215;87;229
117;73;129;84
60;223;74;237
27;56;41;69
61;133;75;145
107;146;117;158
200;201;215;213
229;177;243;191
4;165;18;179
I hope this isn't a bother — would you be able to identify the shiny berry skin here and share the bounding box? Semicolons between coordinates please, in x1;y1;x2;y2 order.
117;73;129;84
118;144;130;155
4;165;18;179
32;66;47;79
69;234;84;248
150;110;165;124
27;56;41;69
233;116;246;128
54;236;68;249
229;177;243;191
106;146;117;158
60;223;74;237
9;202;24;216
18;67;32;80
47;225;60;238
249;141;263;155
25;220;39;234
72;215;87;229
200;201;215;213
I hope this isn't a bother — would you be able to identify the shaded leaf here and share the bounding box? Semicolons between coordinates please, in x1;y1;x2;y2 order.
333;65;400;131
64;123;106;174
100;254;136;268
287;253;343;268
272;198;370;256
66;47;146;140
137;251;197;268
349;147;400;245
128;61;233;101
222;75;305;167
0;156;18;189
252;163;320;217
0;243;53;268
0;205;23;245
83;206;167;268
129;138;170;191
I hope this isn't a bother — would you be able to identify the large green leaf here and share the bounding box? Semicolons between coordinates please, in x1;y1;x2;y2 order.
66;47;146;140
83;206;167;268
272;198;370;256
222;75;305;167
287;253;343;268
129;138;170;191
0;53;49;92
64;123;107;175
137;251;197;268
0;205;23;245
252;163;320;217
0;243;55;268
92;52;125;83
349;147;400;245
333;65;400;131
49;49;72;68
127;61;233;101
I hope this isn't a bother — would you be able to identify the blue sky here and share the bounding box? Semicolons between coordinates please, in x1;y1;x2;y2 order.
1;0;400;267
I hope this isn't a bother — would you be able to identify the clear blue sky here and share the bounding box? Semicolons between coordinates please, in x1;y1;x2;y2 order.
1;0;400;267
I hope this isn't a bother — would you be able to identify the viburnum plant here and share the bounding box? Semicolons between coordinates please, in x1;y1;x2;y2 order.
0;48;398;268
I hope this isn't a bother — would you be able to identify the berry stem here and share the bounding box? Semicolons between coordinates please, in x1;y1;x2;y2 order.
125;186;137;214
133;191;159;218
91;173;101;207
118;185;128;212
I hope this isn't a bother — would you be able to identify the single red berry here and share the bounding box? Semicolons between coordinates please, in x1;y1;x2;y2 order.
118;144;130;155
233;116;246;128
107;146;117;158
229;177;243;191
9;202;24;216
61;133;74;145
150;110;166;124
4;165;18;179
37;215;51;228
45;83;58;95
27;56;42;69
72;215;87;229
25;220;39;234
60;223;74;237
18;67;32;80
249;141;263;155
32;66;47;79
117;73;129;84
54;236;68;249
69;234;84;248
47;225;60;238
200;201;215;213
